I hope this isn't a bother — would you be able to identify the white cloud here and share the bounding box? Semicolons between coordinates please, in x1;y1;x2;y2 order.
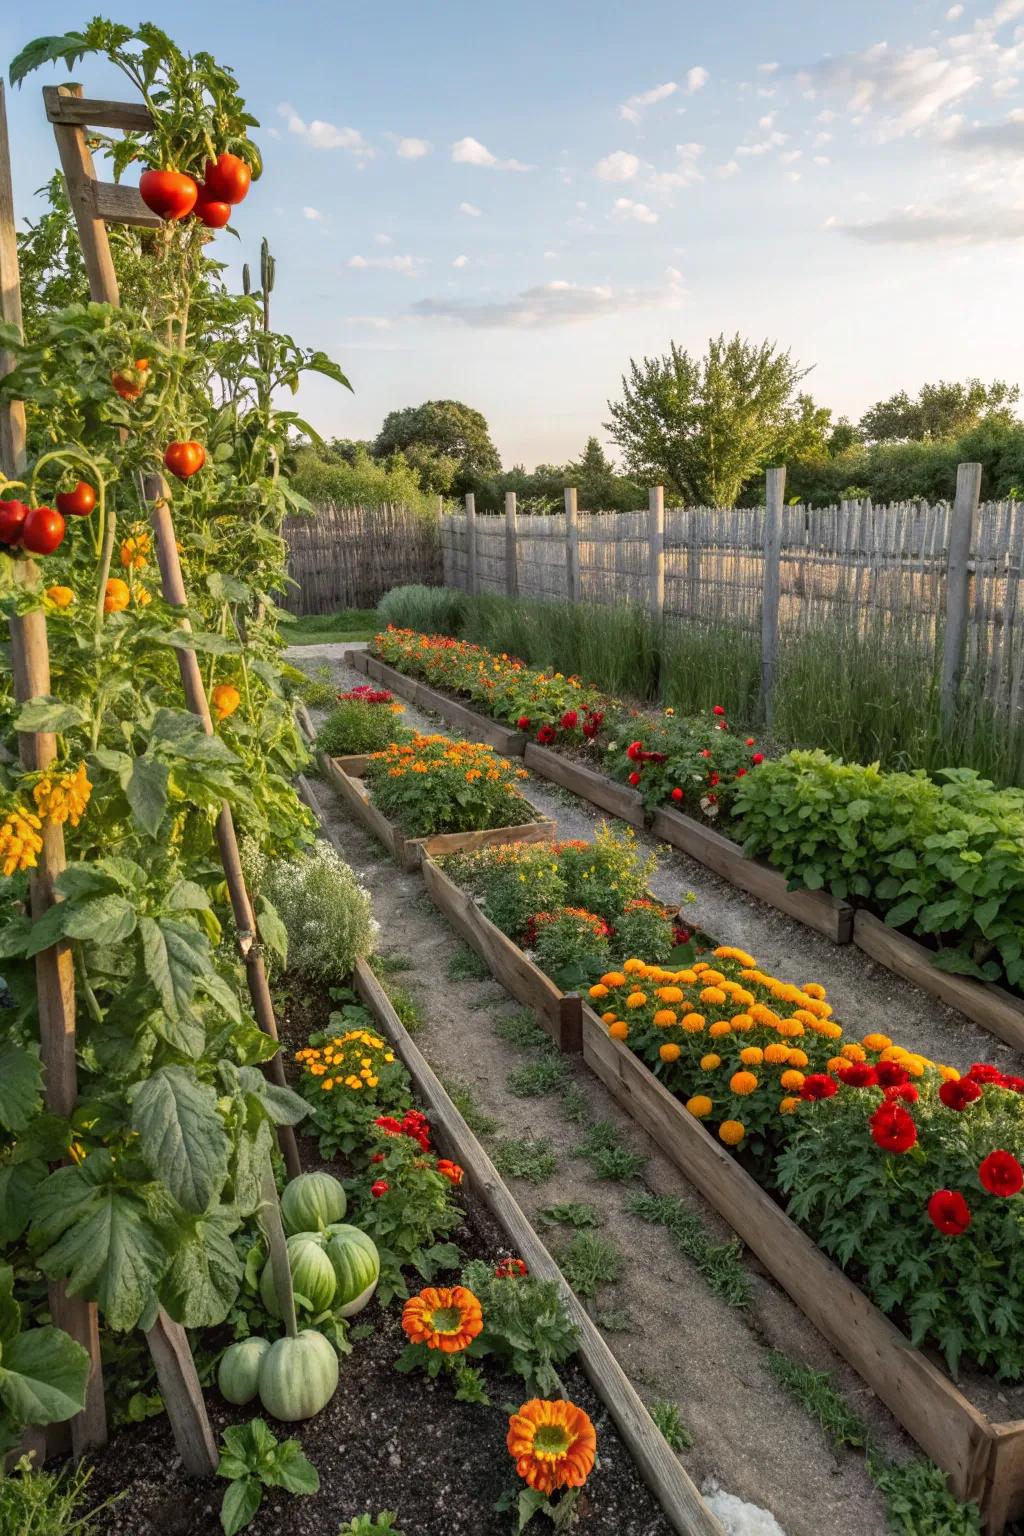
758;113;776;129
612;197;658;223
396;136;431;159
620;81;677;123
646;141;705;192
348;253;422;275
686;65;709;92
451;136;531;170
835;201;1024;242
812;154;831;165
716;159;740;177
758;62;779;75
594;150;641;181
786;171;802;182
815;130;833;145
947;3;964;15
452;254;469;268
411;278;644;329
279;102;373;156
458;201;482;217
780;149;803;164
375;233;393;245
802;41;982;140
302;206;323;221
736;128;788;156
993;76;1020;95
952;109;1024;150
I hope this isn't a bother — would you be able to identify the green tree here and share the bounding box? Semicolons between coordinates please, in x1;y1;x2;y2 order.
373;399;501;497
564;436;645;510
605;334;810;506
859;378;1019;443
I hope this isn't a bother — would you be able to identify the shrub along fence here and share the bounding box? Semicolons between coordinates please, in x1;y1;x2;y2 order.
282;501;442;615
441;467;1024;735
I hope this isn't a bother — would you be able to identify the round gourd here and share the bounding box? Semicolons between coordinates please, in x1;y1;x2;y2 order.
260;1235;337;1317
217;1337;270;1406
281;1171;347;1236
258;1329;339;1421
323;1224;380;1317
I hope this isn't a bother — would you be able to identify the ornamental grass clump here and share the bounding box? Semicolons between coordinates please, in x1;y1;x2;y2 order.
364;733;534;837
263;841;377;983
315;687;410;757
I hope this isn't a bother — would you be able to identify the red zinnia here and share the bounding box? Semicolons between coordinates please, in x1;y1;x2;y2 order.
927;1189;971;1236
671;787;684;801
1003;1076;1024;1094
883;1082;919;1104
582;720;598;739
517;716;531;730
836;1062;878;1088
537;725;557;745
800;1073;838;1101
751;753;764;765
745;737;755;747
869;1103;917;1154
966;1062;1005;1085
371;1179;389;1198
979;1150;1024;1198
560;710;578;730
626;741;643;761
713;705;726;717
495;1257;528;1278
629;771;641;786
735;767;747;777
874;1061;910;1088
939;1078;982;1111
700;749;712;759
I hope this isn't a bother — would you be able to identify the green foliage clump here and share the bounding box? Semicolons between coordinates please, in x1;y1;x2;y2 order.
444;844;567;943
441;1076;499;1137
263;841;377;983
557;1231;624;1297
491;1138;559;1184
348;1130;462;1306
315;697;410;757
377;584;467;636
611;899;678;964
365;737;533;838
575;1121;647;1182
461;1257;579;1394
0;1457;114;1535
649;1399;693;1451
506;1055;570;1099
217;1418;318;1535
555;823;657;923
531;907;611;980
292;445;436;515
628;1192;752;1309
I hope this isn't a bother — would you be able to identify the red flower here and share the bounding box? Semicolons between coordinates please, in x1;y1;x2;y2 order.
375;1115;404;1138
626;740;643;761
370;1152;385;1164
979;1150;1024;1197
800;1073;838;1101
869;1103;917;1154
517;716;531;730
939;1078;982;1111
671;787;684;801
928;1189;971;1235
713;705;726;717
495;1257;528;1278
745;737;755;747
883;1082;919;1104
735;767;747;777
582;720;599;739
700;749;712;759
560;710;578;730
537;725;557;745
437;1159;464;1186
708;772;720;787
874;1061;910;1088
966;1062;1005;1085
836;1062;878;1088
751;753;765;765
371;1180;389;1198
1003;1076;1024;1094
629;771;641;786
401;1110;432;1151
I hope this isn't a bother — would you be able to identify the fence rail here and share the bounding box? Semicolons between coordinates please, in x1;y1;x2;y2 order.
282;501;441;615
441;467;1024;725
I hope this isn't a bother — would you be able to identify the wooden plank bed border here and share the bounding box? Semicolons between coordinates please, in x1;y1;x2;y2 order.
524;742;646;827
296;774;727;1536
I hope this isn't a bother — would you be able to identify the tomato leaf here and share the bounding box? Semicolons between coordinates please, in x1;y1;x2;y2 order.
131;1066;229;1214
126;755;170;838
9;32;90;88
0;1043;43;1134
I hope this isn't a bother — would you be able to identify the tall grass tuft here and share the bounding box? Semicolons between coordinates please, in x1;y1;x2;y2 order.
462;594;661;698
376;584;465;636
661;618;761;719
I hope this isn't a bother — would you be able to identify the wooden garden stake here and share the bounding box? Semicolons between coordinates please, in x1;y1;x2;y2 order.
0;79;108;1457
260;1159;299;1340
46;84;300;1180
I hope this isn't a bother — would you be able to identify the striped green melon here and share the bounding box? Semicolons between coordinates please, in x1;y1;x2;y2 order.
217;1336;270;1405
258;1328;338;1422
323;1224;380;1317
281;1171;347;1236
260;1234;337;1317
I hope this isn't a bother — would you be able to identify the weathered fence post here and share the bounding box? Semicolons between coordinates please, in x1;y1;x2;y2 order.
648;484;665;622
505;491;518;598
464;492;478;596
940;462;982;725
760;467;785;728
564;486;581;602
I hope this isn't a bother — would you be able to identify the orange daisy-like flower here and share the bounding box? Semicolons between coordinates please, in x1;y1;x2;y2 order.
401;1285;483;1354
507;1398;597;1494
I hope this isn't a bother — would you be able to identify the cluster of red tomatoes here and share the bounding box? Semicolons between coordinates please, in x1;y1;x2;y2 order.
139;151;251;228
0;482;95;557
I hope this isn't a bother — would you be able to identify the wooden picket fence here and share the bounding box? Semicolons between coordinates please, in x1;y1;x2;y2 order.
282;501;442;615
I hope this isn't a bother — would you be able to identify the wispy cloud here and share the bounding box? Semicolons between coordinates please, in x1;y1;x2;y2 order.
686;65;709;92
612;197;658;223
412;279;627;329
279;102;373;156
457;201;482;217
831;203;1024;243
348;253;423;275
451;136;532;170
452;254;469;268
396;136;432;159
302;206;323;221
620;81;677;124
799;42;981;140
951;109;1024;152
594;150;641;181
647;141;704;192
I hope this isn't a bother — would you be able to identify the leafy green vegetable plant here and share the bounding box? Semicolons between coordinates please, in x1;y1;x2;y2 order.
216;1417;319;1535
461;1258;579;1395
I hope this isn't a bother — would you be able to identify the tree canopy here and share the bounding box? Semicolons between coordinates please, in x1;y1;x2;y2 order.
373;399;502;497
858;378;1019;443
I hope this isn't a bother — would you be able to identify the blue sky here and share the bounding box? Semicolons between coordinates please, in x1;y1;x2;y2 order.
3;1;1024;465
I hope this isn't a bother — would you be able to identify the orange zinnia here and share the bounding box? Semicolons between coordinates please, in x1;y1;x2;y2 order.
401;1285;483;1353
507;1398;597;1494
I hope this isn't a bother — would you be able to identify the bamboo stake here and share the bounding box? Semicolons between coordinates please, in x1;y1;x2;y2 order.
0;79;108;1457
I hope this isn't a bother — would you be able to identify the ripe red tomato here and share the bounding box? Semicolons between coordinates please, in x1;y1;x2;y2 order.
0;499;28;546
21;506;66;556
56;481;96;518
193;189;231;229
112;358;150;400
202;153;251;205
163;441;206;480
139;169;198;222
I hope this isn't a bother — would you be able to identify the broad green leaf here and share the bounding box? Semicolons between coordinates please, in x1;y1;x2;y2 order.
207;572;252;604
12;696;86;733
255;897;287;967
220;1477;262;1536
9;31;90;87
195;970;243;1026
131;1067;229;1214
160;1208;241;1327
165;880;211;913
0;1266;21;1343
0;1325;90;1424
0;1161;46;1245
140;915;208;1020
148;708;237;763
273;1442;320;1495
0;915;32;958
25;893;138;957
0;1043;43;1133
126;756;170;837
239;1069;307;1127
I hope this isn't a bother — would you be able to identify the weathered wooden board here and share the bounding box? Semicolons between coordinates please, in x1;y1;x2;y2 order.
320;753;401;861
351;956;727;1536
652;806;854;944
578;1006;1000;1516
983;1423;1024;1531
345;648;370;674
365;654;526;756
853;912;1024;1053
524;743;646;827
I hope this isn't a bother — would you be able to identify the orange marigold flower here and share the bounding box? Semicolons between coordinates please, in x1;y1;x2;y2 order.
401;1285;483;1354
626;991;647;1008
600;972;626;988
730;1013;754;1032
588;984;609;1000
719;1120;745;1146
104;578;130;614
653;1009;677;1027
45;585;75;608
841;1043;867;1062
739;1047;763;1066
780;1069;805;1091
709;1021;731;1039
700;986;727;1005
507;1398;597;1495
601;1011;618;1025
212;683;241;721
803;983;827;1000
764;1043;790;1065
608;1020;629;1041
863;1032;892;1053
787;1049;809;1068
713;945;757;968
686;1094;713;1118
623;958;647;975
681;1012;705;1032
656;986;684;1004
779;1096;800;1114
699;1053;721;1070
660;1043;681;1063
730;1070;758;1096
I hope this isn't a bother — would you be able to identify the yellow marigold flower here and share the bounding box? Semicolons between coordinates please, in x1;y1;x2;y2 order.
104;578;130;614
938;1064;960;1082
0;806;44;877
134;587;152;606
626;991;647;1008
719;1120;745;1146
699;969;725;985
827;1056;845;1073
45;585;75;608
660;1043;681;1063
700;1053;722;1071
709;1020;731;1039
681;1012;706;1033
730;1070;758;1096
322;1078;334;1091
623;958;647;975
780;1069;805;1091
787;1049;809;1068
653;1009;677;1028
692;962;708;975
588;984;609;1000
676;969;698;985
714;945;757;968
656;986;684;1004
730;1013;754;1032
739;1047;764;1066
600;972;625;988
820;1022;843;1040
686;1094;713;1118
863;1032;892;1053
904;1057;926;1079
601;1011;618;1025
803;983;827;1000
779;1096;800;1114
750;1003;780;1026
775;1019;804;1038
699;986;727;1006
608;1020;629;1041
839;1043;866;1062
764;1043;790;1065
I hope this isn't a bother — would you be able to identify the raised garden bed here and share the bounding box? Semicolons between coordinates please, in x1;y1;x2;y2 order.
318;753;556;872
523;743;646;829
410;851;1024;1534
359;651;527;757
